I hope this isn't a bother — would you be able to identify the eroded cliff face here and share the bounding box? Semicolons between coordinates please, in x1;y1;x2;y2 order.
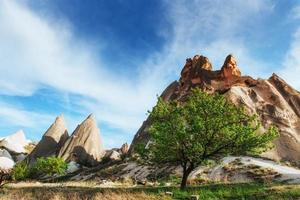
130;54;300;165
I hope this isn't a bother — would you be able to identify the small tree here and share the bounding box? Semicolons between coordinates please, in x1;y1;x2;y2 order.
141;88;279;189
34;156;67;176
11;161;30;181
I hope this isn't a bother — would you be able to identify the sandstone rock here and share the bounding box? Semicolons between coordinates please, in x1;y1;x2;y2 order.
27;115;69;164
108;150;121;161
221;54;241;78
0;130;30;153
130;54;300;165
58;114;105;166
120;143;129;155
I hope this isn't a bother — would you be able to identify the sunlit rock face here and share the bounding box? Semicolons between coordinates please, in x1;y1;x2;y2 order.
130;54;300;165
58;114;105;167
27;115;69;165
0;130;30;154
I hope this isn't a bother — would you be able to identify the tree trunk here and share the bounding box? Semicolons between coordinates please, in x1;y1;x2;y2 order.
180;163;194;190
180;170;189;190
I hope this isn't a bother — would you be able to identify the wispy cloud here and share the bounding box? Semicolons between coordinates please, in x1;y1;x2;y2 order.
279;4;300;89
0;0;276;148
0;100;54;130
280;28;300;88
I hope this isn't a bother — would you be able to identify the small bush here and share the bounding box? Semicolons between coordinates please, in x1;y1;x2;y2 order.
11;161;30;181
34;156;67;176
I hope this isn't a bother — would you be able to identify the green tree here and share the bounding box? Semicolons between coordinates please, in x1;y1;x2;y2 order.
34;156;67;176
11;161;30;181
141;88;279;189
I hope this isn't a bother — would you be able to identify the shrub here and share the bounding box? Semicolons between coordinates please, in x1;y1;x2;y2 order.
11;161;30;181
34;156;67;176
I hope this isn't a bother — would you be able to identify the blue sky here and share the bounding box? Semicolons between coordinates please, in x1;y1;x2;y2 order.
0;0;300;149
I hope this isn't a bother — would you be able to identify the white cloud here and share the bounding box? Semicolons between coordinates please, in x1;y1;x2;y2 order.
279;4;300;90
0;0;275;148
0;101;54;128
290;5;300;20
279;28;300;88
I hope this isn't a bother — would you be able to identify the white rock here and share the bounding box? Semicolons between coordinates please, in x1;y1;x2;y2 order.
0;130;30;153
0;149;12;160
109;150;121;161
67;161;80;173
15;154;27;162
0;157;15;169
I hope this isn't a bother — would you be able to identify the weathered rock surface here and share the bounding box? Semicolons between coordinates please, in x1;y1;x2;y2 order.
130;54;300;165
27;115;69;164
0;149;12;160
120;143;129;155
0;157;14;169
58;114;105;166
0;130;30;153
0;148;14;170
107;150;121;161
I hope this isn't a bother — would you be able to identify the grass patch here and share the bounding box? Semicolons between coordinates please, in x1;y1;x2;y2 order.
1;182;300;199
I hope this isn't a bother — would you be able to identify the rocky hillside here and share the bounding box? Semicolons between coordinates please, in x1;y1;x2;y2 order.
130;54;300;165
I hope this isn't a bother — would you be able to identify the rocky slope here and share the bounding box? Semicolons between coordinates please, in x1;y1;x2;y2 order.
130;54;300;165
27;115;69;165
58;114;105;166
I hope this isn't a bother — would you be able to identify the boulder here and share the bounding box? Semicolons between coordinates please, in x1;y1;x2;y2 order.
108;150;121;161
129;54;300;165
0;130;30;153
0;157;14;169
0;149;12;160
27;115;69;165
67;161;80;173
58;114;105;166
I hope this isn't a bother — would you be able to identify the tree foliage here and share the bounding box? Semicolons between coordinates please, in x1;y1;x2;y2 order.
34;156;67;176
11;161;30;181
141;88;279;189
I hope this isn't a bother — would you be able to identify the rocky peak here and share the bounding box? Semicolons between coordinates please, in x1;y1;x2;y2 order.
120;143;129;155
221;54;241;78
27;114;69;164
0;130;30;154
130;53;300;165
58;114;105;166
191;55;212;70
179;54;212;89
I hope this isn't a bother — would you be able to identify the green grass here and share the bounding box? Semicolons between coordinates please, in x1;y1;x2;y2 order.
133;182;300;199
1;182;300;200
167;183;300;199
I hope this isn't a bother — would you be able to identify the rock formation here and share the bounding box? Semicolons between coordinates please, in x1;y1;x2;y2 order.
130;54;300;165
27;115;69;165
58;114;105;166
120;143;129;155
0;130;30;154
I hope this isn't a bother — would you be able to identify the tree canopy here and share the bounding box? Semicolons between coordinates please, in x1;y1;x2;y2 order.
140;88;279;189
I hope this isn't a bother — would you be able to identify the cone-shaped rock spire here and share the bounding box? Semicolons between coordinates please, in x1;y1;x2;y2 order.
221;54;241;78
58;114;104;166
27;115;69;164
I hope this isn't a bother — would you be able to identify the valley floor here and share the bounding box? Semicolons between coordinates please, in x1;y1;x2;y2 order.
1;182;300;200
